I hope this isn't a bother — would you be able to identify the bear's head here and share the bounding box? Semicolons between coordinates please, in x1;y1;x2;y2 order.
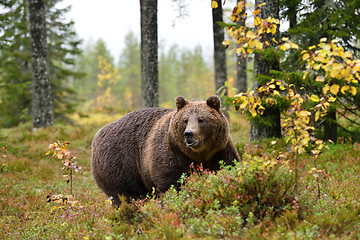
169;95;230;162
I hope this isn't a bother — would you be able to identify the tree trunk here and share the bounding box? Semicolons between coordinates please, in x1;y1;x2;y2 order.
323;108;337;142
140;0;159;107
28;0;53;129
236;0;247;93
212;0;227;97
249;0;281;141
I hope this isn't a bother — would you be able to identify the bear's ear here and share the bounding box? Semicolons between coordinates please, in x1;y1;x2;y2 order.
175;96;188;110
206;95;221;111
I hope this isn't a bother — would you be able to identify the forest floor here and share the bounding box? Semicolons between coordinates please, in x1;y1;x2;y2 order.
0;112;359;239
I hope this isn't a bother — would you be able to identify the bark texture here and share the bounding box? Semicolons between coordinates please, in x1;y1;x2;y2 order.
236;0;247;93
212;0;227;97
140;0;159;107
249;0;281;141
323;108;337;142
29;0;53;128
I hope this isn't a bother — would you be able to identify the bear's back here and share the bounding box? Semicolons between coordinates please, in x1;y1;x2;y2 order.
92;107;173;161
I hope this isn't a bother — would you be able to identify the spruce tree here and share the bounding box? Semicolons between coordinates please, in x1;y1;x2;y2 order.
0;0;82;127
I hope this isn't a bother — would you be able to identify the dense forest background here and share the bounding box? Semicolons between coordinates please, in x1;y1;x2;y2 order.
0;0;251;128
74;35;242;112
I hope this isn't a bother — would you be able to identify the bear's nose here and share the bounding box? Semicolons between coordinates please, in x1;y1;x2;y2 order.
184;130;194;141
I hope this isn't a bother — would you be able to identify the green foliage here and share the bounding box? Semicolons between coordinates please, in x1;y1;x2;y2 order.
105;139;360;239
117;31;141;109
74;31;216;111
108;157;297;238
0;114;359;238
285;0;360;54
225;0;360;141
0;0;82;127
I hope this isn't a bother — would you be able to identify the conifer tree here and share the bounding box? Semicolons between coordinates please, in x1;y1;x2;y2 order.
0;0;82;127
281;0;360;141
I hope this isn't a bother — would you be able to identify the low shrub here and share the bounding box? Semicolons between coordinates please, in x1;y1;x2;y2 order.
109;150;299;239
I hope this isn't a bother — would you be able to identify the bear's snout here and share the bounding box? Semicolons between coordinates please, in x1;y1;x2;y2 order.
184;130;194;142
184;130;199;148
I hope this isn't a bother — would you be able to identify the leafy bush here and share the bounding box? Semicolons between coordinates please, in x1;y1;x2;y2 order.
108;150;299;239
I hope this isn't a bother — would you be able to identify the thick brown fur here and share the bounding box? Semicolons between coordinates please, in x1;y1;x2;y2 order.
91;95;240;206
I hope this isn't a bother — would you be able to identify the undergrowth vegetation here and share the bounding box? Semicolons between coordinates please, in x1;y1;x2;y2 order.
1;113;359;239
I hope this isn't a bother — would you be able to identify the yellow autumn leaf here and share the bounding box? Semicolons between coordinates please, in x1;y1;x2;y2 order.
273;90;280;96
323;84;330;95
240;102;247;109
315;76;324;82
310;94;320;102
253;9;261;16
315;111;320;122
329;84;340;95
230;14;240;22
349;86;357;96
290;42;299;49
300;53;309;62
254;40;263;50
249;107;257;117
265;98;274;106
320;37;327;42
254;16;261;26
246;48;254;54
271;25;277;35
245;31;255;38
355;72;360;81
222;40;230;46
329;63;343;78
303;71;309;80
257;105;265;115
279;45;287;51
341;85;349;94
298;110;310;118
211;0;218;8
236;47;243;55
327;96;336;103
344;51;352;58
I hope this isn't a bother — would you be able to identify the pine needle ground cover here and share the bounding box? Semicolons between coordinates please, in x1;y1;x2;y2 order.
0;113;359;239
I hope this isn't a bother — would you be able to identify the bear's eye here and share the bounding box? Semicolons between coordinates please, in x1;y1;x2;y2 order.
183;119;188;124
198;118;204;123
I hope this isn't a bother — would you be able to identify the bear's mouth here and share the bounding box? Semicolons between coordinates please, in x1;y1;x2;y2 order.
186;140;199;148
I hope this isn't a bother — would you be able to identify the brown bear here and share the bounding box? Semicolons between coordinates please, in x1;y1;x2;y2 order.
91;95;240;205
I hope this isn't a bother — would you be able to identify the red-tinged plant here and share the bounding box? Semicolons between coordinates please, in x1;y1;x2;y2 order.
1;146;8;173
45;141;81;208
